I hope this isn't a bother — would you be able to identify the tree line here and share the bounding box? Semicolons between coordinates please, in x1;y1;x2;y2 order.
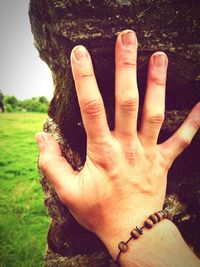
0;92;49;113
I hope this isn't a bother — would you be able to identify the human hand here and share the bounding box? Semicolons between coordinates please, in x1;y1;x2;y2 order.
35;30;200;257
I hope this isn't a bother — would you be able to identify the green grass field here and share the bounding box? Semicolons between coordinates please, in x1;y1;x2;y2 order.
0;113;50;267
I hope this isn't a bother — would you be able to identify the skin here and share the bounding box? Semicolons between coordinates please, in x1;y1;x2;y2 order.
35;30;200;264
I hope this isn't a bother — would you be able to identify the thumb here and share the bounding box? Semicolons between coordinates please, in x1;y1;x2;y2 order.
35;132;79;206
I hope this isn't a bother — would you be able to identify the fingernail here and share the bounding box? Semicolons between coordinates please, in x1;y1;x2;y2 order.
73;45;88;60
121;31;136;48
153;54;166;67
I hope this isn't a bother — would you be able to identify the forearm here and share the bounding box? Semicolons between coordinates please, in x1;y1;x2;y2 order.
103;220;200;267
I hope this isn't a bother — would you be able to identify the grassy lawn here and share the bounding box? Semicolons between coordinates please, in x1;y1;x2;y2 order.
0;113;50;267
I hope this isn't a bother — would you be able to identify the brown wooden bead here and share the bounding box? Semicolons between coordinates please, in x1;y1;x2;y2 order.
131;229;140;239
149;214;159;224
154;212;163;221
144;219;154;228
118;241;128;252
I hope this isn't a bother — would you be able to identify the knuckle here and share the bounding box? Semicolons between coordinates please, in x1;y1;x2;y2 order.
122;60;136;69
122;141;136;161
38;156;49;173
119;97;138;113
150;74;166;86
159;157;171;170
178;136;191;149
190;119;200;130
118;57;137;69
88;140;118;171
79;72;94;80
82;99;103;116
124;147;135;161
97;144;115;168
145;149;156;162
145;113;165;124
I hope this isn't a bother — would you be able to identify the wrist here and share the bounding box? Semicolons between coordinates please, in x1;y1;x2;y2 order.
118;219;200;267
97;214;148;258
118;219;178;266
98;211;174;260
100;215;200;267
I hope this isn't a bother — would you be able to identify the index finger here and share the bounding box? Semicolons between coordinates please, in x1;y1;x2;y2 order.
70;45;111;143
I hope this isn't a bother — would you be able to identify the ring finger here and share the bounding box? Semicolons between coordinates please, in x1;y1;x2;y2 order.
139;52;168;148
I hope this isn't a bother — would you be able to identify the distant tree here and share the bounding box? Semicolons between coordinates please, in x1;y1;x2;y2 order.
24;97;49;112
4;96;18;109
0;91;4;112
3;95;49;113
38;96;49;104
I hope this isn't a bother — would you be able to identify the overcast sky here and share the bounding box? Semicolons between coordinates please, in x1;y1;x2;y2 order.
0;0;54;100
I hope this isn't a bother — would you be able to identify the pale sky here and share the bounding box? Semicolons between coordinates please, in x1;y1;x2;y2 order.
0;0;54;100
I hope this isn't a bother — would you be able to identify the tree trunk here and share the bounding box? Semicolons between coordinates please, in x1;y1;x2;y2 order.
29;1;200;266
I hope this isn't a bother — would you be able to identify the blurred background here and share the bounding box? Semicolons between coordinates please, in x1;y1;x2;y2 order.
0;0;52;266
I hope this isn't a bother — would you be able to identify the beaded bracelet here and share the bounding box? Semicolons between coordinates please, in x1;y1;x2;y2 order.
110;209;173;267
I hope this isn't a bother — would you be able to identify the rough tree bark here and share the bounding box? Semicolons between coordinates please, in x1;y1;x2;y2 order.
29;1;200;266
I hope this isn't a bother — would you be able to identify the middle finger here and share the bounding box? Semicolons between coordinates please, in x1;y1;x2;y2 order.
115;30;139;139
